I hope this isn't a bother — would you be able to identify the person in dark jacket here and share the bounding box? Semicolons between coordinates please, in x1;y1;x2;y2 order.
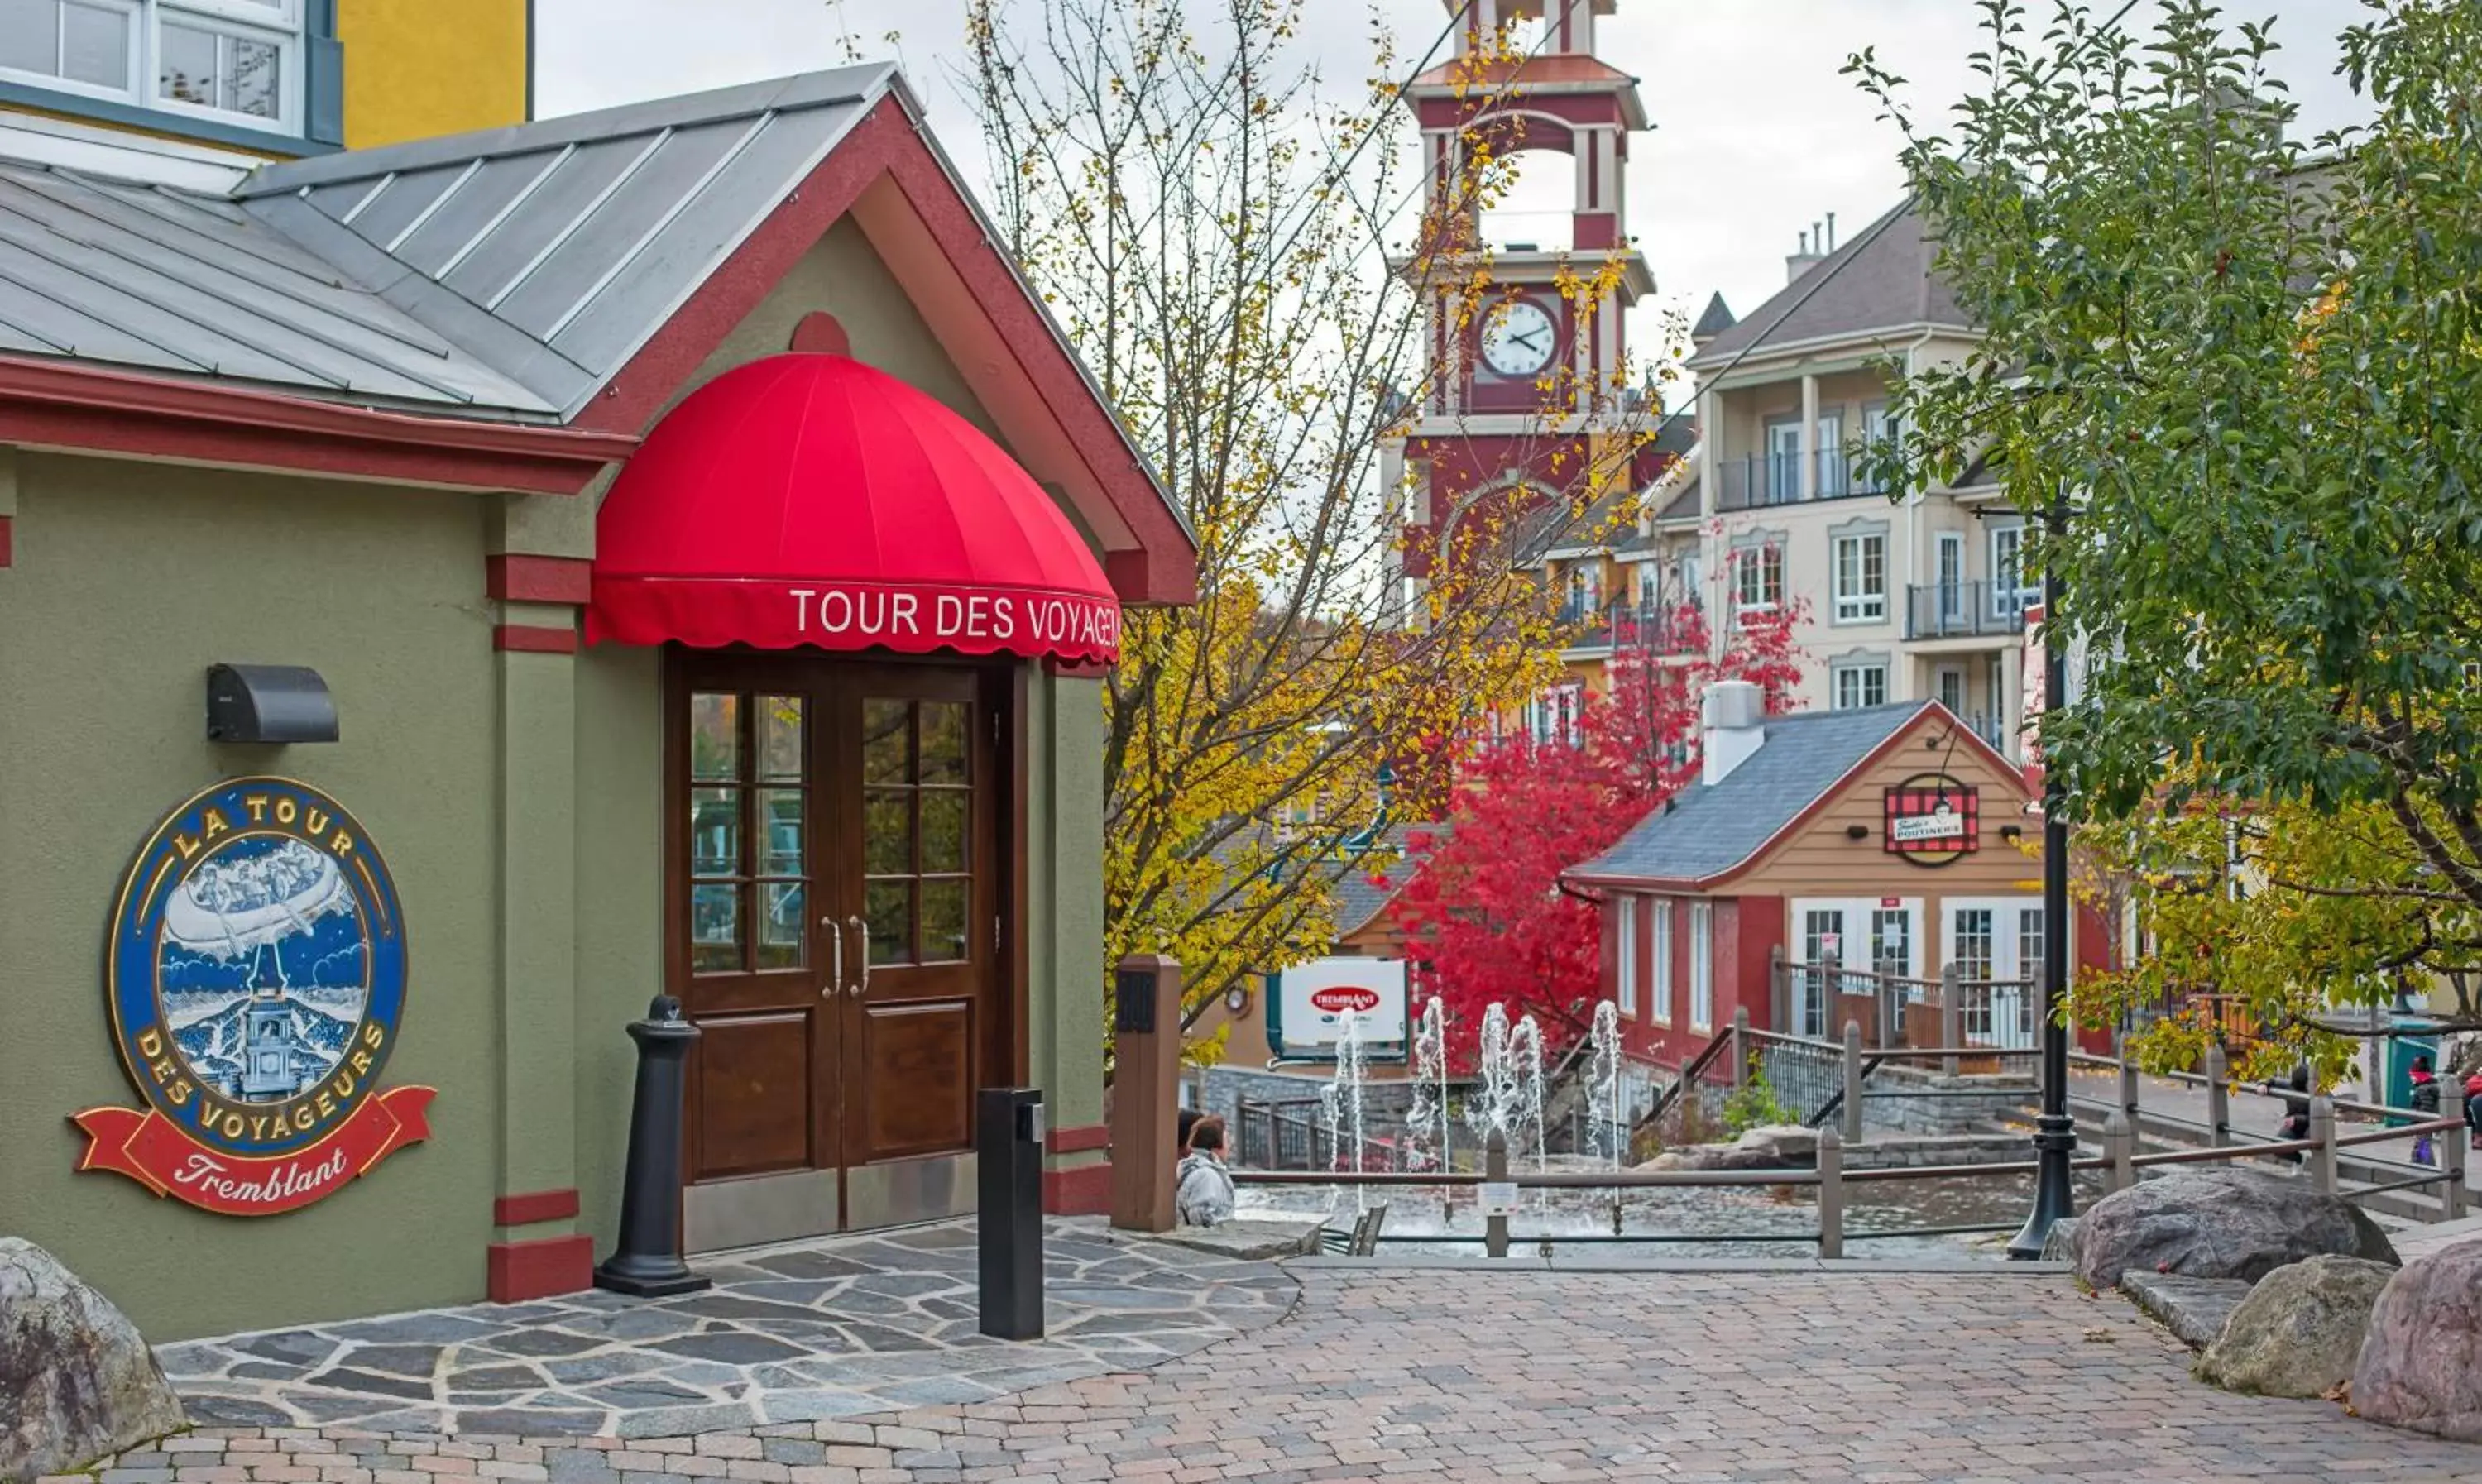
2268;1064;2312;1164
2464;1069;2482;1151
2411;1056;2441;1166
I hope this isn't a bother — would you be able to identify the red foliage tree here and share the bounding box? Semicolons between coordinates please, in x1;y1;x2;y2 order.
1389;605;1805;1059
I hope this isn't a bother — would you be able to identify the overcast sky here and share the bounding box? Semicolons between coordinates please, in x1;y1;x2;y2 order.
539;1;2376;354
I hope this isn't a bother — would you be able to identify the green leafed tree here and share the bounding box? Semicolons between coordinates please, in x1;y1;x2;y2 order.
1849;0;2482;1037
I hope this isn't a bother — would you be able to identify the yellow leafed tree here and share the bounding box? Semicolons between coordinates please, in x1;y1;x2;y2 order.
964;0;1666;1052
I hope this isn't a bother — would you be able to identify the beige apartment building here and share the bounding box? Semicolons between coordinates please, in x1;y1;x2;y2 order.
1532;199;2037;755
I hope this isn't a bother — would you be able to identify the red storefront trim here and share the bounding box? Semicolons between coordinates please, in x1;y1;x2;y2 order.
495;624;579;654
487;1234;595;1303
0;357;635;495
1042;1161;1112;1216
493;1187;582;1227
487;555;594;605
1047;1123;1110;1155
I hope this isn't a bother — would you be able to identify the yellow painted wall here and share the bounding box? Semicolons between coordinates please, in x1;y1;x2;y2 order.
342;0;530;148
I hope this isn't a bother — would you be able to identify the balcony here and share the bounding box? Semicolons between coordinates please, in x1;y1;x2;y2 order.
1554;598;1707;657
1712;451;1893;511
1905;581;2034;641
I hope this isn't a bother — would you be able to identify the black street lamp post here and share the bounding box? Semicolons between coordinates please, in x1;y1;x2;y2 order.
2008;505;2077;1260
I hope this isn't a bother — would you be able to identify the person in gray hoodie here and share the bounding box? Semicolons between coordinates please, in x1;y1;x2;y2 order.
1176;1115;1237;1228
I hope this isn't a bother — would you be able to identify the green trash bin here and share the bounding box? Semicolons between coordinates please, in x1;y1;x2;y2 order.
2383;1024;2439;1122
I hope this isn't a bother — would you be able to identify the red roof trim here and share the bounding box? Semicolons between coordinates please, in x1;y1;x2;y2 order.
1564;706;2030;893
0;357;634;495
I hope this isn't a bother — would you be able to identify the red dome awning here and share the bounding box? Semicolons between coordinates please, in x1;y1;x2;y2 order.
587;352;1121;664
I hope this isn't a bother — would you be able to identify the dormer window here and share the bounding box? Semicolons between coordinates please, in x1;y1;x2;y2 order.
2;0;302;135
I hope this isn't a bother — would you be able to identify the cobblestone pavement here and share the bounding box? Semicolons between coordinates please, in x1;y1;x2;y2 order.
71;1266;2482;1482
156;1219;1295;1436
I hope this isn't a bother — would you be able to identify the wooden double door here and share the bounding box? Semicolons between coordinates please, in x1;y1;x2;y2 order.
669;653;1009;1249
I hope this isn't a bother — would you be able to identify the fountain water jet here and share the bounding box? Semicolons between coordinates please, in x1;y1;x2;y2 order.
1319;1008;1371;1214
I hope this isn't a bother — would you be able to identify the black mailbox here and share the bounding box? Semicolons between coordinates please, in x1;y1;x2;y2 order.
207;664;339;744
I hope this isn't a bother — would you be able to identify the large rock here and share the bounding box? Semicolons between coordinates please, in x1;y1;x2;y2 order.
2198;1255;2396;1396
2067;1168;2398;1289
1;1239;186;1480
1641;1124;1818;1171
2352;1237;2482;1439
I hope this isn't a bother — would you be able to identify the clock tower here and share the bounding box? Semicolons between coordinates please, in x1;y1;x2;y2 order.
1383;0;1657;622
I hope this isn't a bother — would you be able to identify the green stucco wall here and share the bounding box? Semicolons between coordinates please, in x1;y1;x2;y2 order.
0;218;1124;1340
568;640;664;1253
0;452;503;1342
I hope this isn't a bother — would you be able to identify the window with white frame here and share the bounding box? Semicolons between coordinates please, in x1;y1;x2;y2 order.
1832;658;1889;711
1990;524;2034;614
1527;682;1583;748
1;0;303;132
1688;901;1713;1029
1831;531;1887;622
1651;899;1673;1022
1616;897;1638;1016
1732;543;1782;613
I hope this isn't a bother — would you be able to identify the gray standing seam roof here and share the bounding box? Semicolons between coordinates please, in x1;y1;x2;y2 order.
1571;701;1929;884
0;65;898;420
1685;199;1970;368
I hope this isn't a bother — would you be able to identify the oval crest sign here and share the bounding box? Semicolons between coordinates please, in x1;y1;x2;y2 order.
72;778;434;1215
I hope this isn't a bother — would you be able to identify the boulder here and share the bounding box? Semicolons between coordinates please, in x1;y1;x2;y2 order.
1;1239;186;1481
2067;1168;2398;1289
2198;1255;2395;1396
2352;1237;2482;1440
2122;1271;2254;1350
2041;1217;2079;1265
1640;1124;1818;1172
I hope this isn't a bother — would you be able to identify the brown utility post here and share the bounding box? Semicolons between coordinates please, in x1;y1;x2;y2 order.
1109;954;1182;1233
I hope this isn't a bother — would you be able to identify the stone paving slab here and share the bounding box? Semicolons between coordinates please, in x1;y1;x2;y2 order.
154;1218;1294;1437
79;1266;2482;1482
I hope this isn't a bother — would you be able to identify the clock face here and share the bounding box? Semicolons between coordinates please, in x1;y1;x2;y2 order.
1480;299;1557;377
1226;986;1251;1014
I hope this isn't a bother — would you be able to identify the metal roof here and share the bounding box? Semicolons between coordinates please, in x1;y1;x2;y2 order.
0;160;556;411
0;65;898;420
1571;701;1930;884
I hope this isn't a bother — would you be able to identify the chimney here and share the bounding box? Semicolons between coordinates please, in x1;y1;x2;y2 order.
1785;225;1823;285
1700;680;1766;787
1824;211;1837;253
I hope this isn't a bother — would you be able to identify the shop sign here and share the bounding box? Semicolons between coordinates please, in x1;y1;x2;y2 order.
1267;957;1410;1061
1883;773;1980;867
73;778;433;1215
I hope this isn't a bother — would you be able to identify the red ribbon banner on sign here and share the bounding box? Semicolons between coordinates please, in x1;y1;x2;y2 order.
70;1086;435;1217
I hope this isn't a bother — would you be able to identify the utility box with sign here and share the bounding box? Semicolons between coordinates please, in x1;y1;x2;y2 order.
1267;957;1411;1062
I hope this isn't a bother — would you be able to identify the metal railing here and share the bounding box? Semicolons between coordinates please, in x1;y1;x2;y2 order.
1771;960;2040;1054
1712;452;1893;510
1550;598;1707;657
1905;580;2034;640
1234;1097;2470;1260
1234;1098;1411;1173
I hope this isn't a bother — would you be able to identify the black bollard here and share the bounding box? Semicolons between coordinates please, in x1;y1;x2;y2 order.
594;995;710;1297
977;1086;1045;1339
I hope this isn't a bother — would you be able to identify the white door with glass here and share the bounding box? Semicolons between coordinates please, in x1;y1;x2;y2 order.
1814;413;1845;496
1792;898;1921;1040
1936;533;1965;629
1943;898;2046;1049
1766;421;1803;502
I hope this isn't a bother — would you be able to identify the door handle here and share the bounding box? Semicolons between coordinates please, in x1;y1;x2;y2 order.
848;915;869;998
826;915;841;998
